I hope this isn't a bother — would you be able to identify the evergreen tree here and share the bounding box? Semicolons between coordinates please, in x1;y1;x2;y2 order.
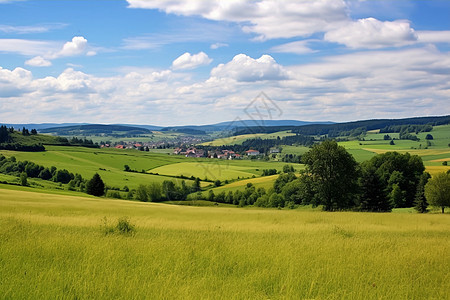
359;165;392;212
414;172;431;213
86;173;105;196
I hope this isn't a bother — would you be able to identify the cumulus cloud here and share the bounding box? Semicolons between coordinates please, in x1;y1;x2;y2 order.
210;54;289;82
25;56;52;67
172;52;212;70
51;36;88;58
127;0;349;40
127;0;445;51
1;47;449;124
324;18;417;49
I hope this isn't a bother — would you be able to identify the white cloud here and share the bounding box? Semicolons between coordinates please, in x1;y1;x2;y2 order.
1;47;449;124
172;52;212;70
210;42;228;50
126;0;349;40
0;39;58;56
417;31;450;44
324;18;417;49
0;36;93;62
271;40;317;55
0;23;66;34
52;36;88;58
210;54;289;82
25;56;52;67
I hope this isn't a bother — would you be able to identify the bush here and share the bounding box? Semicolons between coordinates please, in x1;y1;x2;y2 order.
102;217;136;236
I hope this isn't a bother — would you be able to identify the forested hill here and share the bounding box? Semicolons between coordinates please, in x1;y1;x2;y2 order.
40;124;151;135
233;115;450;136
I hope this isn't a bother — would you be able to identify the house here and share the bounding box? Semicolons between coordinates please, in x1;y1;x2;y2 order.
115;145;124;149
269;147;280;154
246;149;260;156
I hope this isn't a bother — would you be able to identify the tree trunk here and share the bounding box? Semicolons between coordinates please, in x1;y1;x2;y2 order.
442;206;445;214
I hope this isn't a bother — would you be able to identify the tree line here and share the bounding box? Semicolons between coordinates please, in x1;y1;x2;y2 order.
200;141;450;212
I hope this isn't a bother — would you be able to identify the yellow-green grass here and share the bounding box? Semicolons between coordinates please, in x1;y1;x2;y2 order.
280;145;312;155
1;187;450;299
0;146;197;189
149;161;305;181
201;131;295;146
206;174;279;194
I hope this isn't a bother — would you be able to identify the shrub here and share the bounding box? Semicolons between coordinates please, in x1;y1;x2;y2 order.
102;217;136;236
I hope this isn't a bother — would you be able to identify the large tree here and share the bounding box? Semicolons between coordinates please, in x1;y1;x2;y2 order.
86;173;105;197
302;140;359;211
425;172;450;213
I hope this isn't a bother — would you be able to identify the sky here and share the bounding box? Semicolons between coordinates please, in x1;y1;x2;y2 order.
0;0;449;126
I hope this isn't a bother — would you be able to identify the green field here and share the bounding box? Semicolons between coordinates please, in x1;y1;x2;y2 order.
0;145;302;193
0;146;196;190
201;130;295;146
149;160;304;182
1;186;449;299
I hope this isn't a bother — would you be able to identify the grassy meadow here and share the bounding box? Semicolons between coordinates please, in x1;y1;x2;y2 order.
1;186;450;299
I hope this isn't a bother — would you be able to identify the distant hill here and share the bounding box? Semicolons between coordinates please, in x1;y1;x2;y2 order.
234;115;450;136
161;120;333;132
40;124;152;135
1;123;89;131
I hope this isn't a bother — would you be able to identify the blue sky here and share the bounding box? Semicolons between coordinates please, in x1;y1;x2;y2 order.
0;0;449;126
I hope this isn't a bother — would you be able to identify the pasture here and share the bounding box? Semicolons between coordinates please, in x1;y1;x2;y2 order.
1;186;449;299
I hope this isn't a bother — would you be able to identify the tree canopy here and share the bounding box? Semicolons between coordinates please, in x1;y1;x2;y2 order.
302;140;359;211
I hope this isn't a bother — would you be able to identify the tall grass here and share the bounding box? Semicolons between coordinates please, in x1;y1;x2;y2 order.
1;188;449;299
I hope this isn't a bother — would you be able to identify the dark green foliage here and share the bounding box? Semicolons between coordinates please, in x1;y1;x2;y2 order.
366;152;425;207
302;140;359;211
425;134;433;140
207;190;215;202
262;169;277;176
414;172;431;213
53;169;73;184
214;180;221;187
0;125;11;143
86;173;105;197
282;164;295;173
273;172;297;193
282;174;315;205
390;140;395;145
358;165;391;212
20;172;28;186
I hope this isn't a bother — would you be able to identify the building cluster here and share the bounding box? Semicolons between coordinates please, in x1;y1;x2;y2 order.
173;147;264;159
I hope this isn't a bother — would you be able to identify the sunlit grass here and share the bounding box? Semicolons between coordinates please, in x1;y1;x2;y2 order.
1;187;449;299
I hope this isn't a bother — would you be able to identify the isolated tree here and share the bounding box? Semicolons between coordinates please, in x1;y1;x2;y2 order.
86;173;105;196
302;140;359;211
425;172;450;213
425;134;433;140
123;164;131;172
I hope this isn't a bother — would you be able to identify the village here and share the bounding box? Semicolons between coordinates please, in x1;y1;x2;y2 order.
173;147;263;159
